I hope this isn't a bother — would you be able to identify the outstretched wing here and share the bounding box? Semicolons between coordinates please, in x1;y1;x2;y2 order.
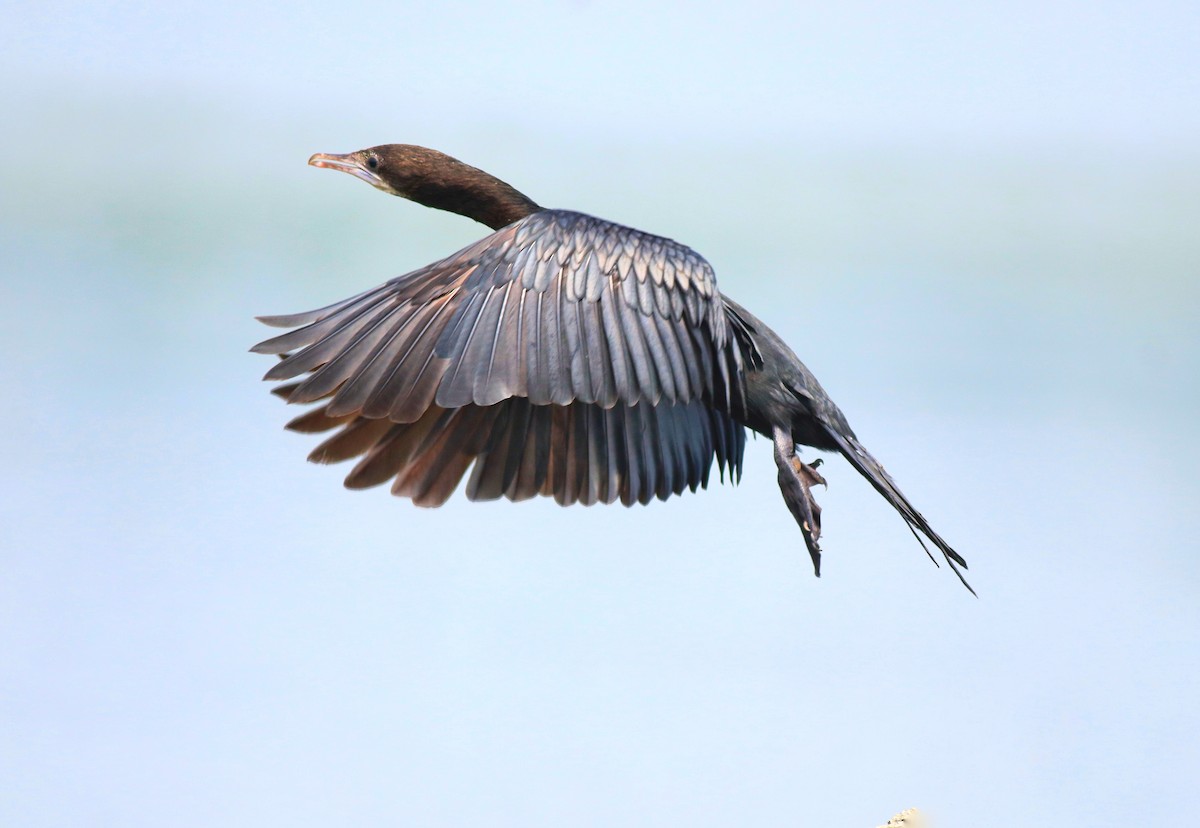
254;210;748;505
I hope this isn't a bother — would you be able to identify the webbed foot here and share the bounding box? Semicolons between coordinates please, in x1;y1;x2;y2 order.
773;430;826;576
791;455;827;489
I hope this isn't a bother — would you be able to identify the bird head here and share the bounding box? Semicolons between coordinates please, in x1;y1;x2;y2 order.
308;144;463;200
307;144;541;230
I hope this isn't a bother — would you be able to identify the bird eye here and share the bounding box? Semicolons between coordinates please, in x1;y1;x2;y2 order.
366;155;379;170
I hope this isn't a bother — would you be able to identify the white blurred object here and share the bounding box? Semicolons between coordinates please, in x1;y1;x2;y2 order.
878;808;926;828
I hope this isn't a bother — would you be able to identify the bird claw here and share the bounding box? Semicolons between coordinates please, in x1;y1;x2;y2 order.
791;479;824;577
774;437;826;577
790;455;827;489
796;476;823;550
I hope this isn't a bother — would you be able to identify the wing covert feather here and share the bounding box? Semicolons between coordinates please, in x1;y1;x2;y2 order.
254;210;743;418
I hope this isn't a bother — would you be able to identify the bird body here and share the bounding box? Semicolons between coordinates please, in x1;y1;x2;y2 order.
254;145;971;591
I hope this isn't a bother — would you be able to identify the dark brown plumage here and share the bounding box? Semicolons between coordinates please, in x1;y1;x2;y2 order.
254;144;971;592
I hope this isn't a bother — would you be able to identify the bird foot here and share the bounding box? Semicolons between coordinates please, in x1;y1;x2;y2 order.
791;455;827;489
794;467;823;544
773;439;826;576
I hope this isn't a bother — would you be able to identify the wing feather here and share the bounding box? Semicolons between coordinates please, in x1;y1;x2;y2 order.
255;210;737;411
255;209;754;510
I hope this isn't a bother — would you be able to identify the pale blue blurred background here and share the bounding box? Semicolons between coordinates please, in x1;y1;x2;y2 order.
3;2;1198;826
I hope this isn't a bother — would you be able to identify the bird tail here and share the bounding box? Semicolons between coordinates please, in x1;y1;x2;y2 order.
826;428;974;595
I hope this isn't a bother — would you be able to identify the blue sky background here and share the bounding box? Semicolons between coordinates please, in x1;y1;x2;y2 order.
3;2;1198;826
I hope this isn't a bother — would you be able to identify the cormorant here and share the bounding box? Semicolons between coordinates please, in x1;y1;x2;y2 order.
253;145;971;592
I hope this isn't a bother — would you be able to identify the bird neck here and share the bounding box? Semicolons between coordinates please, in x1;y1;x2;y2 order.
404;163;542;230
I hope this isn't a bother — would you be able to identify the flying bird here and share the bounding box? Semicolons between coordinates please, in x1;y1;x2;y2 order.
253;145;971;592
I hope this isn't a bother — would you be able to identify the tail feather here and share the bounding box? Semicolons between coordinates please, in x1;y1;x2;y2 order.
826;428;975;595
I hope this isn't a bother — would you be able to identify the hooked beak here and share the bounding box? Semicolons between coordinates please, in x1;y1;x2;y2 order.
308;152;383;188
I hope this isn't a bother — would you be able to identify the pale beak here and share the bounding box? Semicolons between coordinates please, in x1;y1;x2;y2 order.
308;152;383;188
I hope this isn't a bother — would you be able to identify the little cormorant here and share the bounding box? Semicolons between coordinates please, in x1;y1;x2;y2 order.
253;144;971;592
